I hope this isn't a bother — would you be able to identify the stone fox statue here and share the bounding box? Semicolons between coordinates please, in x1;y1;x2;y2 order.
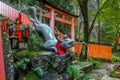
28;6;74;54
59;34;74;49
28;6;58;53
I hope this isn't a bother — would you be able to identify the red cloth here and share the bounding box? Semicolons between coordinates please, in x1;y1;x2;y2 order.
56;41;67;54
18;13;22;23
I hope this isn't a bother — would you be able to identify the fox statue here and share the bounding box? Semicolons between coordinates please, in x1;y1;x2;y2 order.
28;6;74;54
28;6;58;53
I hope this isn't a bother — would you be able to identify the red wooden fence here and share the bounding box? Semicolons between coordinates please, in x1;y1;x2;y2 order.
74;42;112;60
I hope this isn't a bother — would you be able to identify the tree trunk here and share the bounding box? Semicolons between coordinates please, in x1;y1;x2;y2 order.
97;0;101;43
78;0;89;59
78;0;108;60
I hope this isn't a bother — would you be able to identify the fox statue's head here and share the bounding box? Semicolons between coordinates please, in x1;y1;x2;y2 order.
59;34;75;49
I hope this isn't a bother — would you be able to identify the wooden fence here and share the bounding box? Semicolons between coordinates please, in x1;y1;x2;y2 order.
74;42;112;60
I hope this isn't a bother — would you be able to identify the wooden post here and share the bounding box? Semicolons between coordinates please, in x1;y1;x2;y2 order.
71;17;75;51
50;9;55;31
0;26;6;80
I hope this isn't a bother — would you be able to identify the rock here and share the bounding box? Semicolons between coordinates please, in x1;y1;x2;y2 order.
54;53;73;73
41;71;63;80
106;64;115;71
30;51;74;80
15;46;75;80
61;73;69;80
96;69;109;76
2;32;14;80
110;64;120;78
89;73;101;80
31;52;74;72
101;75;120;80
31;51;53;71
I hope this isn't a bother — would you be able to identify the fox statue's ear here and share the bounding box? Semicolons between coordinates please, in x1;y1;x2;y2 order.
28;6;40;24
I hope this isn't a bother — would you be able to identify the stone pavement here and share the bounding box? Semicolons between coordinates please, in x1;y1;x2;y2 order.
101;75;120;80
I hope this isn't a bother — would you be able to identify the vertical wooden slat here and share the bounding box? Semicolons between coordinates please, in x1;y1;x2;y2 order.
71;17;75;51
50;9;55;31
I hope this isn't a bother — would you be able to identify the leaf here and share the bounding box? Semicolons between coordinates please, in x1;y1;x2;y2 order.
24;58;30;63
66;65;73;76
33;67;44;77
22;63;27;70
66;65;81;79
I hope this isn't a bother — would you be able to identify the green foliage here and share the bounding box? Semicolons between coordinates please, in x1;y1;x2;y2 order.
66;65;81;80
21;63;27;70
46;0;78;15
0;14;8;20
100;24;116;44
19;71;40;80
99;0;120;44
110;66;120;78
32;67;44;77
27;30;44;51
50;62;57;68
9;0;42;10
79;71;93;80
14;58;30;70
112;52;120;64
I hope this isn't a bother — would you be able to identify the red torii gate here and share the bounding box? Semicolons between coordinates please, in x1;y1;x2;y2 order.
44;4;77;51
44;4;76;39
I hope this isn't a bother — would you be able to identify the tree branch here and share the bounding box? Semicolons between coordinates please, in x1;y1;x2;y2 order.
89;0;108;35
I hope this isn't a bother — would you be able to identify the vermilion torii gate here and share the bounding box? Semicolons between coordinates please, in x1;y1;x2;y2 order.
0;1;77;80
43;4;77;51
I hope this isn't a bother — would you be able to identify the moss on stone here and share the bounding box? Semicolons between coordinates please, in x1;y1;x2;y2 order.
19;71;40;80
15;50;45;58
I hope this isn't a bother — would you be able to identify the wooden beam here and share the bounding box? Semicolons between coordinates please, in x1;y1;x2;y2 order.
44;13;72;25
55;16;72;25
